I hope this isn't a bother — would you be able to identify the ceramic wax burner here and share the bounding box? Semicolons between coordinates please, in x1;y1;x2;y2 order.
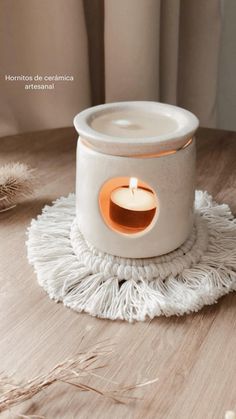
74;101;199;258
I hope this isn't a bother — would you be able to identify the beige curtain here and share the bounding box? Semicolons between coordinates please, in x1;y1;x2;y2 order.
0;0;222;137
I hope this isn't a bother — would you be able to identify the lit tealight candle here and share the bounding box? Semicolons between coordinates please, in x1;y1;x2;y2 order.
109;177;156;230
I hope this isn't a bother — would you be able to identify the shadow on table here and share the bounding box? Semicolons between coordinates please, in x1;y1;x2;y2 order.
0;197;56;225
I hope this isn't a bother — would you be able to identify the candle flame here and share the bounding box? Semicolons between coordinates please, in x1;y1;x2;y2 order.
129;177;138;194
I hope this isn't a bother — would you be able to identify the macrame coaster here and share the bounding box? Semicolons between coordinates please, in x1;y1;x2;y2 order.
26;191;236;322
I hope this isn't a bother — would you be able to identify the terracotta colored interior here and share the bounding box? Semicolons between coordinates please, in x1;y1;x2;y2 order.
99;177;158;234
81;138;192;158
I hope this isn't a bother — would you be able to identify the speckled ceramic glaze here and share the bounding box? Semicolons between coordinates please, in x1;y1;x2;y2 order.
74;101;199;258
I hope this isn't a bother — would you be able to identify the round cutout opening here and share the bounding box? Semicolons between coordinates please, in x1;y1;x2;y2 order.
99;177;158;235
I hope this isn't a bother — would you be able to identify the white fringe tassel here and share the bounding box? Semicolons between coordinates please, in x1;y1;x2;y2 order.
26;191;236;322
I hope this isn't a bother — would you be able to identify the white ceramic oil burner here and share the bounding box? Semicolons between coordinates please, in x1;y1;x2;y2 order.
74;101;199;258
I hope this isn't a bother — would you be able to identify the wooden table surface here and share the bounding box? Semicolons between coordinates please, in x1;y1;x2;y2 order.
0;127;236;419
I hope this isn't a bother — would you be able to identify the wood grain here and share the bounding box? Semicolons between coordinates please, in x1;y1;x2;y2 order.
0;127;236;419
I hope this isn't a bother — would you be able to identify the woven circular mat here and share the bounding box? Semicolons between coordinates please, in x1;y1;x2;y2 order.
26;191;236;322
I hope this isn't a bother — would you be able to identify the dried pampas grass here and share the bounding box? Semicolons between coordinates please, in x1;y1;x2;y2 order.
0;162;36;212
0;343;158;414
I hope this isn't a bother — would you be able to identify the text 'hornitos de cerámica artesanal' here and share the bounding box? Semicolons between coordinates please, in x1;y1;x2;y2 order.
4;74;74;90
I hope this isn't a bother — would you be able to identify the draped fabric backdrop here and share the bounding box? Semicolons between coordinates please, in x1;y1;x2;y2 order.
0;0;223;136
